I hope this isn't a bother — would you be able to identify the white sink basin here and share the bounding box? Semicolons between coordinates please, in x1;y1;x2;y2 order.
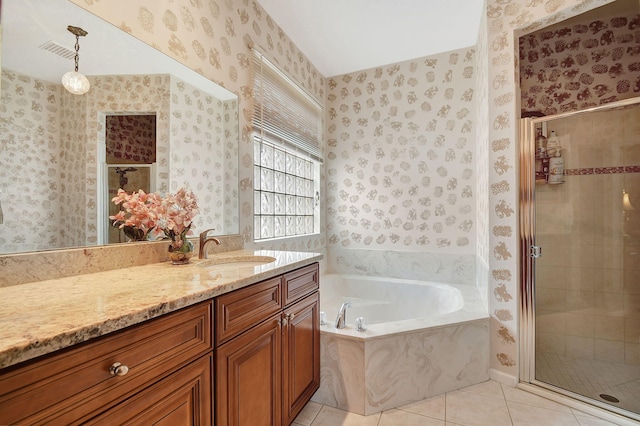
196;255;277;268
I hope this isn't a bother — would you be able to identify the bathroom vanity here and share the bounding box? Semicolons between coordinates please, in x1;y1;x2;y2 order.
0;250;321;425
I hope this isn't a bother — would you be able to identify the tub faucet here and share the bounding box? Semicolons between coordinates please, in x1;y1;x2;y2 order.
198;228;221;259
335;301;351;329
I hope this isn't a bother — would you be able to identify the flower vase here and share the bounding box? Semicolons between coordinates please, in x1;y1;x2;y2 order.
123;225;152;242
168;239;194;265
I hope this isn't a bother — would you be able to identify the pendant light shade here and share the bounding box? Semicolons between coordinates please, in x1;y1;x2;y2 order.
62;71;90;95
62;25;90;95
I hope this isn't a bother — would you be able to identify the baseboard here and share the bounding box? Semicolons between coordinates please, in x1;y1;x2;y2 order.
489;368;518;387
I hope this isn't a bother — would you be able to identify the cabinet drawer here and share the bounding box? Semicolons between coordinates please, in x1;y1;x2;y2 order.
89;354;213;425
283;263;319;306
215;276;283;345
0;301;212;425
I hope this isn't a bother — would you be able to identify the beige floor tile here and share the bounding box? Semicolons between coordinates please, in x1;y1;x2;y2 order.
445;390;512;426
502;385;572;413
457;380;505;400
378;409;445;425
573;413;625;426
398;394;446;420
293;401;322;425
310;405;380;426
507;400;579;425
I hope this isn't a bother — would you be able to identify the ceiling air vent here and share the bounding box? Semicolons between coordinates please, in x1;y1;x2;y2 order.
39;40;75;60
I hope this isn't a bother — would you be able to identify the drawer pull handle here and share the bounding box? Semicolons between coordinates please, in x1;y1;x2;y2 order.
109;362;129;376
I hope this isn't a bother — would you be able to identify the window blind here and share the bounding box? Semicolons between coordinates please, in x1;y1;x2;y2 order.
252;49;323;162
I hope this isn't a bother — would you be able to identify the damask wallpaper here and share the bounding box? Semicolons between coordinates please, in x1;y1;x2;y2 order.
0;70;66;253
520;9;640;116
326;48;477;252
168;75;238;232
59;80;88;248
106;114;157;164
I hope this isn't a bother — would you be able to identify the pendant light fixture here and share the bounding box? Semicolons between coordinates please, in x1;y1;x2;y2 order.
61;25;90;95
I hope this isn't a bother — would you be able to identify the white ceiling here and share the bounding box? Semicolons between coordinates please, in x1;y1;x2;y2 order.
255;0;484;77
1;0;235;100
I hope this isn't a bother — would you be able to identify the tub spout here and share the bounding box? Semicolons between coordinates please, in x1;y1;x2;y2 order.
335;301;351;329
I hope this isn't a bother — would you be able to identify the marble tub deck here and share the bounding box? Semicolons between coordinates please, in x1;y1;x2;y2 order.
0;249;322;369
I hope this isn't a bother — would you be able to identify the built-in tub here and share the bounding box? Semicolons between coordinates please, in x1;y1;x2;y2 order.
311;274;490;416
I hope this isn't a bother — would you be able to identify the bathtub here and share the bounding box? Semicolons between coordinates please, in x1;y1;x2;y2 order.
311;274;490;415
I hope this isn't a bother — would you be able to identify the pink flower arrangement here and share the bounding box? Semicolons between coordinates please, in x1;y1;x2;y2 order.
156;188;199;249
110;189;162;241
110;188;199;247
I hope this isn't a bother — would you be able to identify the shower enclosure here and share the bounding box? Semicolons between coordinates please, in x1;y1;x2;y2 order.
520;97;640;420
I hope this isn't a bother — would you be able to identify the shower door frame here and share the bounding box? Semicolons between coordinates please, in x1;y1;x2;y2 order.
519;96;640;422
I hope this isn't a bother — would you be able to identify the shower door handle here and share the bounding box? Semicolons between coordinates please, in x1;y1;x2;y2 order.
530;245;542;259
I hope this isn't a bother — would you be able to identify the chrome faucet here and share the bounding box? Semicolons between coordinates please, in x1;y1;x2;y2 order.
335;301;351;329
198;228;221;259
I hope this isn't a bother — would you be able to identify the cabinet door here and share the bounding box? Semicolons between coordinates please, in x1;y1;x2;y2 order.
282;293;320;426
216;314;282;426
89;354;212;425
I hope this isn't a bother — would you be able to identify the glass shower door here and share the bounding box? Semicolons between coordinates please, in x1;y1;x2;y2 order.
522;98;640;419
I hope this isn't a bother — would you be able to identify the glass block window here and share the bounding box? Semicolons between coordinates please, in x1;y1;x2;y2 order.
252;48;323;241
254;138;317;240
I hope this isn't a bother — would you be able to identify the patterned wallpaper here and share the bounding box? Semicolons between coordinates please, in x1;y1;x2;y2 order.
59;84;88;247
106;114;157;164
223;99;240;232
326;48;477;251
476;9;491;308
0;70;64;252
70;0;327;252
485;0;616;379
520;10;640;116
168;75;238;233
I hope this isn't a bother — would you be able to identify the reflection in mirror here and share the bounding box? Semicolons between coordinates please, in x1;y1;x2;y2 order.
0;0;239;255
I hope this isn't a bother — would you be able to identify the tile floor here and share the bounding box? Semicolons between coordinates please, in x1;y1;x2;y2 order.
536;352;640;415
293;380;637;426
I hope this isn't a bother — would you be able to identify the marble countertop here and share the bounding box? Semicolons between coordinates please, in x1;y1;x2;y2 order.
0;249;322;370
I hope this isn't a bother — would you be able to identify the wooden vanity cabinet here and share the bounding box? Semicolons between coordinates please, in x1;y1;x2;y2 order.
0;301;213;425
215;262;320;426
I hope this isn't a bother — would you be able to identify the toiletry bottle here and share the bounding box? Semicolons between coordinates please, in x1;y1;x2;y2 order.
535;127;547;157
546;130;559;157
548;150;564;184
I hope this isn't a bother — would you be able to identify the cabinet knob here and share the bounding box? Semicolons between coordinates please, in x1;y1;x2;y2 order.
109;362;129;376
287;313;295;321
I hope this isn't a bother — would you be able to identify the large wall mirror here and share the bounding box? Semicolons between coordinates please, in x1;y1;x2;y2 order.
0;0;239;255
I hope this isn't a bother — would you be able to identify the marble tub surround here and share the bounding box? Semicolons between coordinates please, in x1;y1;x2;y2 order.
0;234;244;287
0;249;322;369
314;273;489;415
328;248;476;285
312;319;490;416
